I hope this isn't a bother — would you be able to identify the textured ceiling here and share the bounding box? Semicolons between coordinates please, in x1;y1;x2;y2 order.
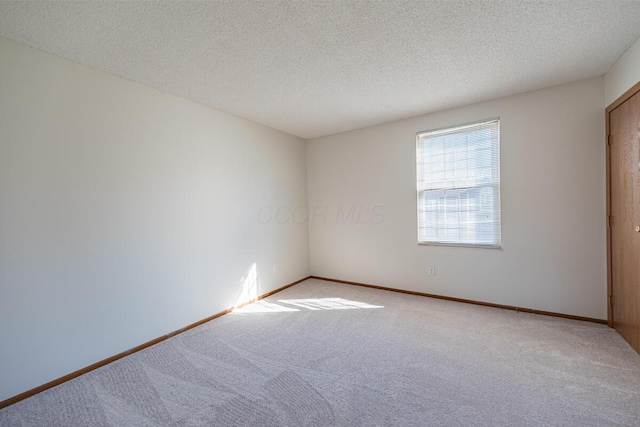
1;1;640;139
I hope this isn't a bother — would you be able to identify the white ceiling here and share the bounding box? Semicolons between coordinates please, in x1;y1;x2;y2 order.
1;1;639;139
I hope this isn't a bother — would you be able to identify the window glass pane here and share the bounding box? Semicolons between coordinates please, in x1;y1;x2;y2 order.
417;119;500;247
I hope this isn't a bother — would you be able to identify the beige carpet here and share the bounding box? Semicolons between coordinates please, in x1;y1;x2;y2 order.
1;278;639;426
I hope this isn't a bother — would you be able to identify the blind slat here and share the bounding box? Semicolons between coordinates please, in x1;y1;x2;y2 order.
416;119;501;247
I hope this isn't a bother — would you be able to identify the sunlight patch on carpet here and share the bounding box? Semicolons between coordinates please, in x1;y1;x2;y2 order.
232;300;300;314
232;297;384;315
277;298;384;311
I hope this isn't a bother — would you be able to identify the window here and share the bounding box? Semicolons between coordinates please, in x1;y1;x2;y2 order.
416;119;501;248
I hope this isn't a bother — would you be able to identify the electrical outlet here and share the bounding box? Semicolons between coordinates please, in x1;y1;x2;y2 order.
273;264;279;274
428;266;436;276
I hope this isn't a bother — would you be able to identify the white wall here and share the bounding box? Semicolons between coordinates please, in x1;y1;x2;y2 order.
605;36;640;107
0;37;309;402
307;77;606;320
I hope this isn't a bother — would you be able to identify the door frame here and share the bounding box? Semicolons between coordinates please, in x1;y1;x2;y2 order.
605;80;640;327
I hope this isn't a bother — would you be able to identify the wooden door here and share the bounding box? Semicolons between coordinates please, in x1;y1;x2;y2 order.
609;89;640;353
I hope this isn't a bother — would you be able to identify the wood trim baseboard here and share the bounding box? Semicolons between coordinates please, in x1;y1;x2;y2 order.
0;276;311;410
311;276;607;325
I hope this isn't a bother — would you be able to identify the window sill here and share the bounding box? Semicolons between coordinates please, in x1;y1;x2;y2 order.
417;242;502;250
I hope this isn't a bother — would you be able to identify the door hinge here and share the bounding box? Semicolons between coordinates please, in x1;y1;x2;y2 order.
609;295;614;307
607;135;611;146
608;215;612;227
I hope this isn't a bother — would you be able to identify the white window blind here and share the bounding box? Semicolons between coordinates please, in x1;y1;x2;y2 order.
416;119;501;247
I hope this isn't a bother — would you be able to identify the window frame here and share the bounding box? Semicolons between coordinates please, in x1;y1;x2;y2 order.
415;118;502;249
